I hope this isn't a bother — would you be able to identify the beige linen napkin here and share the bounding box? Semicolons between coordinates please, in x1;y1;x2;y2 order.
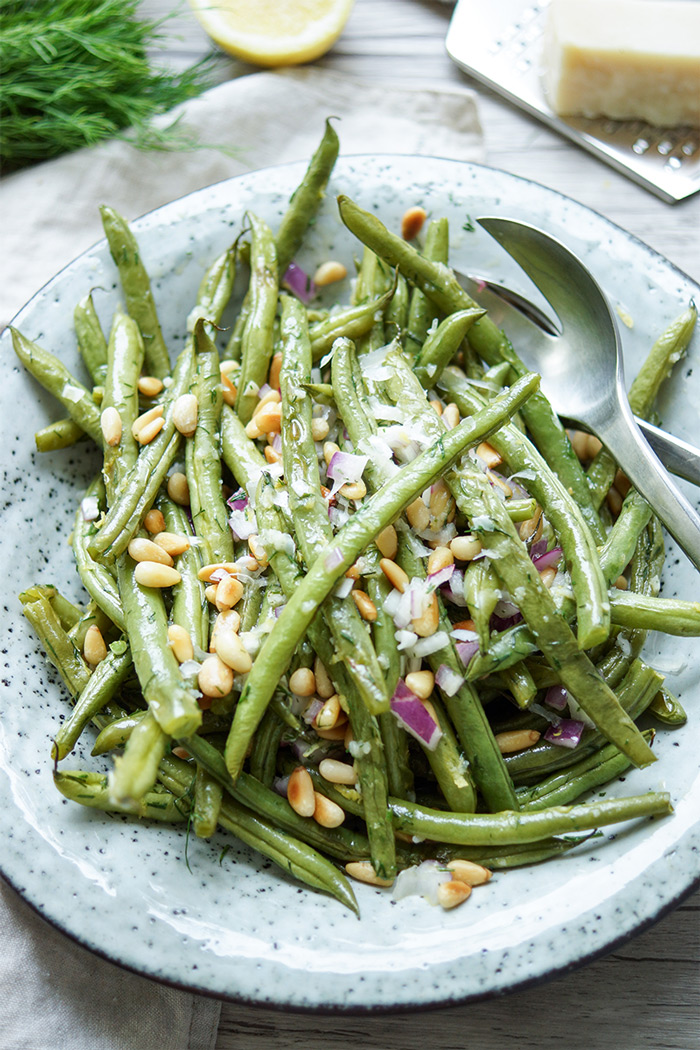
0;66;482;1050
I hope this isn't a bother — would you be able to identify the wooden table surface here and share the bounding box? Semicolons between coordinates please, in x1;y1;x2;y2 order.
143;3;700;1047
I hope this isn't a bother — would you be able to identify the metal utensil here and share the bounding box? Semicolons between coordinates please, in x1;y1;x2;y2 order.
457;270;700;489
475;216;700;571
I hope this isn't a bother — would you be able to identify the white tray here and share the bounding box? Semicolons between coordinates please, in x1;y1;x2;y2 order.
446;0;700;203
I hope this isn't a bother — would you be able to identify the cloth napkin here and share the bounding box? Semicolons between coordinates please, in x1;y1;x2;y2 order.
0;66;482;1050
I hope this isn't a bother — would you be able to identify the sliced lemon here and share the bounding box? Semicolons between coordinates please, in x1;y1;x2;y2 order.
189;0;355;68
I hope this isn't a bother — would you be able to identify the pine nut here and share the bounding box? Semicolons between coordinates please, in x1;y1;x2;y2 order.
343;723;354;750
220;359;238;376
401;205;427;241
405;670;434;700
450;534;482;561
268;351;283;390
167;624;194;663
132;405;164;439
143;508;166;534
375;524;398;560
495;729;541;753
539;566;557;588
210;609;241;652
570;429;589;460
323;441;340;467
486;469;512;499
429;399;443;416
427;546;454;575
351;590;376;622
313;260;348;286
428;480;454;527
172;394;198;437
446;859;492;886
214;628;252;673
137;416;165;444
128;536;174;567
315;693;342;730
138;375;164;398
318;758;358;785
204;584;218;604
614;574;628;590
221;370;237;407
153;531;190;557
339;479;366;501
83;624;108;665
245;418;262;439
100;406;122;447
171;746;190;759
380;557;409;593
314;657;335;699
289;666;316;697
315;724;347;741
167;472;189;505
442;403;460;429
518;508;543;546
406;497;430;532
453;617;476;632
264;445;281;464
287;766;316;817
198;654;234;698
198;562;239;582
345;861;393;887
412;591;439;637
252;389;281;417
606;486;623;518
476;441;503;468
215;574;244;610
248;535;268;567
313;792;345;828
345;562;361;580
615;469;631;497
438;879;472;910
253;402;282;435
586;434;603;459
134;561;182;588
311;417;330;442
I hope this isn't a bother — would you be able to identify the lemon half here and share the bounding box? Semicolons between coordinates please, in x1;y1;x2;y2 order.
189;0;355;68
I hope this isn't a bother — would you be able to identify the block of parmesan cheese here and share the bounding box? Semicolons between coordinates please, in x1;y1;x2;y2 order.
542;0;700;127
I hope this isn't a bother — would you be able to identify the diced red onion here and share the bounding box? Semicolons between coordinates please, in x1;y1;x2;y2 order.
209;568;231;583
390;681;442;750
326;450;367;496
544;718;585;749
532;546;563;572
302;698;324;725
435;664;465;696
273;603;286;618
282;261;316;303
409;631;449;658
324;546;344;571
257;383;272;399
80;495;100;521
228;508;257;540
544;685;569;710
334;577;354;599
529;537;548;560
271;432;282;453
428;564;455;589
272;775;290;797
455;640;479;667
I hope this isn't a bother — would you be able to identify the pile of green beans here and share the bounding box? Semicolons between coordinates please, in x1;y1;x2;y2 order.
14;121;697;916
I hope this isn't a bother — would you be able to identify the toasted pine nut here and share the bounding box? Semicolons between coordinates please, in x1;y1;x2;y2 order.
315;724;348;741
428;480;454;527
313;260;348;286
289;667;316;697
450;534;482;561
570;429;589;460
518;507;543;546
244;418;262;439
198;562;239;582
339;479;366;501
172;746;190;760
412;591;439;637
313;792;345;828
539;566;557;588
319;758;358;785
167;472;189;505
128;537;174;567
221;370;237;407
380;557;409;593
406;497;430;532
83;624;108;665
344;562;361;580
375;524;398;560
134;561;182;588
220;359;239;376
345;861;393;887
429;399;443;416
453;618;476;632
486;469;512;499
476;441;503;468
438;879;472;910
254;402;282;435
204;584;218;604
252;389;281;417
311;417;330;442
131;405;164;438
143;508;166;534
314;656;335;699
210;609;241;652
268;351;283;390
323;441;340;467
248;535;269;567
614;469;631;497
264;445;281;464
286;766;316;817
495;729;541;753
405;669;434;700
442;403;460;429
606;486;623;518
586;434;603;459
172;394;198;437
446;859;492;886
136;416;165;445
214;628;252;673
614;574;628;590
427;546;454;575
167;624;194;663
198;654;234;698
100;406;122;447
315;693;342;730
343;723;354;750
401;205;427;241
138;375;164;398
215;574;244;610
351;589;377;622
153;531;190;557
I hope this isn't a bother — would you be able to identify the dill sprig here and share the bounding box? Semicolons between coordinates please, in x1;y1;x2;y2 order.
0;0;217;173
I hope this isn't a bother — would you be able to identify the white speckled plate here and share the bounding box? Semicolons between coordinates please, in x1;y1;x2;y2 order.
1;156;699;1011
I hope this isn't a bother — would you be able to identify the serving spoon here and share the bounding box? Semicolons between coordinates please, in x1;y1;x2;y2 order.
474;217;700;572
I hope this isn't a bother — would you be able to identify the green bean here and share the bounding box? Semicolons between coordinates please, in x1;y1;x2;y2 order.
22;595;92;698
463;559;500;651
608;591;700;634
248;706;286;788
11;327;102;443
414;307;485;389
275;118;339;274
225;371;539;780
72;479;125;630
52;642;133;760
648;686;687;726
74;291;108;385
160;495;208;653
309;283;397;361
19;585;82;631
54;770;188;822
35;417;86;452
109;707;169;808
99;205;170;378
405;217;449;359
102;307;145;499
384;270;409;336
235;213;278;424
92;709;148;755
193;766;224;838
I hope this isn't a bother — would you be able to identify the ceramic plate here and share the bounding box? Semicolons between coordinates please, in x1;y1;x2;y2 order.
1;156;698;1011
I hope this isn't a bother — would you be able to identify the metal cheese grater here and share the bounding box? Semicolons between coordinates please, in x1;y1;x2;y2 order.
445;0;700;203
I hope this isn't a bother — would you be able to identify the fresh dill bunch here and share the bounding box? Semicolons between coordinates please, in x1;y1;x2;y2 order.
0;0;217;172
